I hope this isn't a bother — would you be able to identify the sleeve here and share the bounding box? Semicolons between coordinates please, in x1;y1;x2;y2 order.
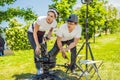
75;26;82;38
56;26;63;37
35;16;45;25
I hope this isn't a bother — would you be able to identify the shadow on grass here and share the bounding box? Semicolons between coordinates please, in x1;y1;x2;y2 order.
12;70;78;80
54;69;79;80
12;73;34;80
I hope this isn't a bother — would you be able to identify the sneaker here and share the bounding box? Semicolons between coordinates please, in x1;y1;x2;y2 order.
71;69;76;74
37;68;43;75
0;52;2;56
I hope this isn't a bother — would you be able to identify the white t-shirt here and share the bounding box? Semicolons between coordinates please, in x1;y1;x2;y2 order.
56;23;82;41
28;16;57;32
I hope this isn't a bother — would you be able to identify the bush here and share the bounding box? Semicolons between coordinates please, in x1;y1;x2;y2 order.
5;26;31;50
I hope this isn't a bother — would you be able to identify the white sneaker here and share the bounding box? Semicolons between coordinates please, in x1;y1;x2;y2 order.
37;68;43;75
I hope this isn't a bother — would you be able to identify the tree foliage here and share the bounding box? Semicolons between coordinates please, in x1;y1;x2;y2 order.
74;0;120;38
0;0;37;50
0;0;37;24
0;0;37;35
0;7;37;23
0;0;16;6
1;0;120;50
49;0;77;23
5;19;31;50
105;5;119;34
50;0;120;38
8;19;23;28
74;0;106;38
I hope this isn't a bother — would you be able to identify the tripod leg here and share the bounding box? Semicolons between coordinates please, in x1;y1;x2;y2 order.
88;43;98;69
79;70;89;80
87;43;102;80
90;61;103;80
87;42;95;61
66;68;69;73
76;42;86;56
76;64;84;72
77;62;90;80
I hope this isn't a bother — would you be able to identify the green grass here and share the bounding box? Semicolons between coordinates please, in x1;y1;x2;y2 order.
0;33;120;80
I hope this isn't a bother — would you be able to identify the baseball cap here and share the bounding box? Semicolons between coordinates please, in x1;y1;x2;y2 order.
67;14;78;23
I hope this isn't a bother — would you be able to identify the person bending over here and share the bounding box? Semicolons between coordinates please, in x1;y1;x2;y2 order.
48;14;82;72
27;8;59;76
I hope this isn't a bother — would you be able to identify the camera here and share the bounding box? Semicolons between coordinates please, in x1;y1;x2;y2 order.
81;0;93;4
35;55;56;71
35;43;56;72
34;44;65;80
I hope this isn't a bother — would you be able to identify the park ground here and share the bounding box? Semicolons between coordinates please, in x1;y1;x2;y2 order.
0;33;120;80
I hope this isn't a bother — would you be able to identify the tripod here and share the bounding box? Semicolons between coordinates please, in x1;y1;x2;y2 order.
75;0;102;80
76;0;94;70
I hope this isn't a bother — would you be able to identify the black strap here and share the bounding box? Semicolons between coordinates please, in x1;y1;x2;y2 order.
32;23;45;36
32;23;34;30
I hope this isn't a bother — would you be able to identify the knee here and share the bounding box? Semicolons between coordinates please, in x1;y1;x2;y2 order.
71;47;76;53
48;46;59;57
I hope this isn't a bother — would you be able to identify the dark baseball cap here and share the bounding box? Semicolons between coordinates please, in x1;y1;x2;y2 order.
67;14;78;23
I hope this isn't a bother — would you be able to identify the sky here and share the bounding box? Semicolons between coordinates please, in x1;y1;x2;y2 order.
0;0;120;28
0;0;53;28
109;0;120;11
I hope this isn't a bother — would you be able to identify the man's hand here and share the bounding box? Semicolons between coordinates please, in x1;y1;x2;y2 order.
44;34;50;42
61;48;68;59
46;34;51;40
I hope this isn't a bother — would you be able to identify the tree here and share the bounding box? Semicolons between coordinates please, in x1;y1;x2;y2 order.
5;19;31;50
74;0;107;39
0;0;37;27
0;0;16;6
0;7;37;23
105;5;119;34
8;19;23;28
0;0;37;50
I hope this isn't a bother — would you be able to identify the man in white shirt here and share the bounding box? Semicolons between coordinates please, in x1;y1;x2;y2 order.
48;14;82;72
27;8;59;76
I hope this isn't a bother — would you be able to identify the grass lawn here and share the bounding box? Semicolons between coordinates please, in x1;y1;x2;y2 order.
0;33;120;80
